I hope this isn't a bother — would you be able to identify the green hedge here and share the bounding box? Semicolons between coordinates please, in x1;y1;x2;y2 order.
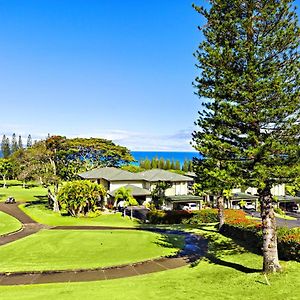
182;209;218;224
147;210;192;224
220;224;300;262
147;209;219;225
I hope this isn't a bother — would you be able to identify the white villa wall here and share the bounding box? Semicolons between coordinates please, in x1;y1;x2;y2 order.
245;184;285;196
149;182;188;196
110;180;145;191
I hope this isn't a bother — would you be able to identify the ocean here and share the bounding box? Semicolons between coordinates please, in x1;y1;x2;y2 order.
131;151;199;165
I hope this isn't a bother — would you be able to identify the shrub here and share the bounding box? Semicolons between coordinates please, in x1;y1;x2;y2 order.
57;180;106;217
221;217;300;262
182;209;218;225
147;210;192;224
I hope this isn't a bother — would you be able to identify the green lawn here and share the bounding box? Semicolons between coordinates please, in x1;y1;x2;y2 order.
274;212;297;221
0;225;299;300
0;211;22;236
0;229;183;272
20;203;139;227
0;184;48;203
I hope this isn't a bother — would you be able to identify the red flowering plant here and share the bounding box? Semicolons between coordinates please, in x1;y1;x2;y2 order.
224;209;261;230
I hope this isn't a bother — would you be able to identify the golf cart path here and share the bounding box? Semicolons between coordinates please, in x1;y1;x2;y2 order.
0;203;207;285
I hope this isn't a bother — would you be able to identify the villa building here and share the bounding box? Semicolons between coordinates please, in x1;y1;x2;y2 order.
78;167;199;207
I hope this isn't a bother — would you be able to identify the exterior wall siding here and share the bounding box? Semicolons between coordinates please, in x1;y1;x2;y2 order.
110;181;145;191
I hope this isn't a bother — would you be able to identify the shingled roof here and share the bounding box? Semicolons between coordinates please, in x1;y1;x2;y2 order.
109;184;151;197
138;169;192;182
78;167;144;181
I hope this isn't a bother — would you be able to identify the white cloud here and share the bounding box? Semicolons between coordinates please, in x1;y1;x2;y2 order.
0;126;196;151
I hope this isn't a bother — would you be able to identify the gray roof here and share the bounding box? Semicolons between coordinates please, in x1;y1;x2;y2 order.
167;195;202;202
109;185;151;197
78;167;144;181
277;195;300;203
185;172;196;178
138;169;192;182
232;192;258;201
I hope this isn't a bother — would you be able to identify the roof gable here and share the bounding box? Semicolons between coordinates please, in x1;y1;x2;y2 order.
138;169;191;182
78;167;144;181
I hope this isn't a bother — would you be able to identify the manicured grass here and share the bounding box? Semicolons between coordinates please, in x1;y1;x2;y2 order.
0;211;22;236
0;225;299;300
0;184;48;203
274;212;297;221
20;204;139;227
0;230;184;272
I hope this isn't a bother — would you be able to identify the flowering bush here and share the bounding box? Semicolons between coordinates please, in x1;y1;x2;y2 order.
224;209;261;229
221;213;300;262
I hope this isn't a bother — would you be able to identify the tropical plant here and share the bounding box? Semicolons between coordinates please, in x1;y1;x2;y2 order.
151;181;172;208
0;158;13;188
114;186;138;206
57;180;106;217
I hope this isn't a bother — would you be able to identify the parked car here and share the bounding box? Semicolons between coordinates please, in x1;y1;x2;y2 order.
279;202;299;213
244;203;256;211
182;203;198;211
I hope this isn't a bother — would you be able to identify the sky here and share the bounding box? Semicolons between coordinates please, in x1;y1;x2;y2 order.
0;0;203;151
0;0;299;151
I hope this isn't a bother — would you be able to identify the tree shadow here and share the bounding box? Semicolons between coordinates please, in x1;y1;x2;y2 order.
33;195;48;203
153;233;185;250
205;254;262;273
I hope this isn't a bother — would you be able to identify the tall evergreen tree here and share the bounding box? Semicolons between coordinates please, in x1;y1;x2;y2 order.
165;159;171;170
170;160;175;170
26;134;32;148
1;135;11;158
144;158;151;170
175;160;181;170
159;157;165;169
151;157;158;169
18;135;23;149
182;160;189;172
193;0;300;273
11;133;18;153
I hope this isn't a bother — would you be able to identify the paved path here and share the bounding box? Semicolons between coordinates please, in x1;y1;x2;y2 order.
0;203;207;285
0;203;44;246
248;211;300;228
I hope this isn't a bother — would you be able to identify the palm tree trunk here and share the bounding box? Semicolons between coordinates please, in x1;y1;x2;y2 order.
259;185;281;273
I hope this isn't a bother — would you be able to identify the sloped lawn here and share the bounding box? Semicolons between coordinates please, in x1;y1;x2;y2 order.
0;225;299;300
0;230;184;272
0;211;22;236
20;203;139;227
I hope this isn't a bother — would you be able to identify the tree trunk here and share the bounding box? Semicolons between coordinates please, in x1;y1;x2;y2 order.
48;188;60;212
2;175;7;188
259;186;281;273
217;193;225;231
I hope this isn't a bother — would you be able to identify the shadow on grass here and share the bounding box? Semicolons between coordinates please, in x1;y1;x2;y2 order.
154;233;185;250
33;195;48;202
206;254;262;273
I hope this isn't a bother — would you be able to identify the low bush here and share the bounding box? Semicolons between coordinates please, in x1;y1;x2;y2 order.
182;209;218;225
147;210;192;224
221;214;300;262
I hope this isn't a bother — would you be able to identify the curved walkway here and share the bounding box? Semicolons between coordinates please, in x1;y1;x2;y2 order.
0;203;207;285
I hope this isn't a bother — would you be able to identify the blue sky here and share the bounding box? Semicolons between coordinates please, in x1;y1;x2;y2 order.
0;1;299;151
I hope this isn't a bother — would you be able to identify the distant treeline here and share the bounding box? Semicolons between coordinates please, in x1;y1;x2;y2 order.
1;133;41;158
139;157;193;172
